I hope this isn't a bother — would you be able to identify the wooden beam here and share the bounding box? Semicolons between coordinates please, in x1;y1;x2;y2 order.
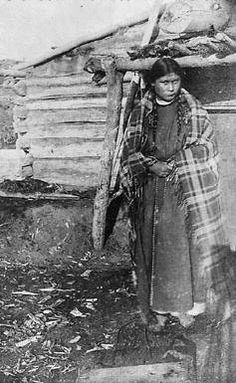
92;59;124;250
76;362;194;383
0;191;80;201
114;53;236;72
0;69;27;78
85;52;236;76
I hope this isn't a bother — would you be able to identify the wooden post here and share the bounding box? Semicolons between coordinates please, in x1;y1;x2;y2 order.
92;58;124;250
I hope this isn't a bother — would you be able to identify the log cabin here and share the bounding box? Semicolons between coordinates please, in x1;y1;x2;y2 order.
0;3;235;248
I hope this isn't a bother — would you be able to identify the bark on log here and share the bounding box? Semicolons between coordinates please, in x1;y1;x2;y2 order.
0;69;27;78
92;59;124;250
127;36;235;61
159;0;231;35
112;53;236;72
88;52;236;75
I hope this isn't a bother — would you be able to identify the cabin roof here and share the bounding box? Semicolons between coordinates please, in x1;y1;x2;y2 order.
9;6;236;76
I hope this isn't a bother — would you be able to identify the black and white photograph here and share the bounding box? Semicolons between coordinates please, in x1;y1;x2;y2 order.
0;1;235;382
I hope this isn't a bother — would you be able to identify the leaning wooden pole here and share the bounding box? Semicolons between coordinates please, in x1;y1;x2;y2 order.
122;0;163;131
92;59;124;250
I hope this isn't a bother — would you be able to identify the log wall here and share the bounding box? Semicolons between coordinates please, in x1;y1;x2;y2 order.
3;43;236;246
23;71;106;189
11;52;132;189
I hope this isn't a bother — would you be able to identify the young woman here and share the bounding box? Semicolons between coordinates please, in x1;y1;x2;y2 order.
120;57;232;331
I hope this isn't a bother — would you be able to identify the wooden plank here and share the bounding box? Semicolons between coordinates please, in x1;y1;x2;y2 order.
26;70;133;85
33;156;100;188
23;123;106;138
76;362;193;383
33;172;98;188
26;86;107;100
29;136;104;147
26;97;107;110
0;69;26;78
0;191;81;201
31;140;103;157
26;108;107;123
25;73;91;87
15;121;106;135
26;83;130;100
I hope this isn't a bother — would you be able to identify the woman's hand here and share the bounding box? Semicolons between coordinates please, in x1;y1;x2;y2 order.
149;161;173;177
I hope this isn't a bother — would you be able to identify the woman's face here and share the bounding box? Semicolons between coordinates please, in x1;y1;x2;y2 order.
153;72;181;102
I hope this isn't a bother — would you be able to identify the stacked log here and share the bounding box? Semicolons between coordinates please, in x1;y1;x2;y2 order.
127;31;236;60
158;0;232;34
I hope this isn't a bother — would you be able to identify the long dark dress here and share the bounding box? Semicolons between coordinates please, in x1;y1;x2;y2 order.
133;100;204;316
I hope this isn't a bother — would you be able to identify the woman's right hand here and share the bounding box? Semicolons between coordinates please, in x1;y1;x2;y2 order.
149;161;173;177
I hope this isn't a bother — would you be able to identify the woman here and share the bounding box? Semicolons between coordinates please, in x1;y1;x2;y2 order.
120;57;232;330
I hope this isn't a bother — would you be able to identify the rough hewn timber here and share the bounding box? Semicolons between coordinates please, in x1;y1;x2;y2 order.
76;362;194;383
26;98;106;110
22;123;106;138
26;108;107;124
31;140;103;158
100;53;236;72
33;156;100;188
26;73;90;87
92;59;124;250
0;69;27;77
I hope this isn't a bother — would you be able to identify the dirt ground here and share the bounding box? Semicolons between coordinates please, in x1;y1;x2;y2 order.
0;194;134;383
0;193;235;383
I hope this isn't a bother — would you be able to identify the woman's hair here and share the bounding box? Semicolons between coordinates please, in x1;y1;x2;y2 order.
146;57;183;84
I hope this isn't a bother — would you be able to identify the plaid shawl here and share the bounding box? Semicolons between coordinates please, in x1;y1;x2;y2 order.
120;88;232;297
